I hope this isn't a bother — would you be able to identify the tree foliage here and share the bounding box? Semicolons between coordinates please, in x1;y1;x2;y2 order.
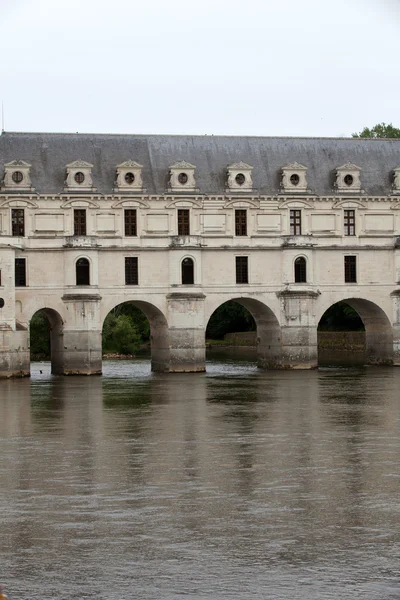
318;302;365;332
30;311;51;357
206;301;255;339
352;122;400;139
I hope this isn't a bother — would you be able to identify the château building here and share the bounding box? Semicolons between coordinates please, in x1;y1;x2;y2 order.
1;131;400;376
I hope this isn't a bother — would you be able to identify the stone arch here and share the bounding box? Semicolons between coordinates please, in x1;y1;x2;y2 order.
317;297;393;365
29;307;65;374
101;298;170;372
205;296;282;368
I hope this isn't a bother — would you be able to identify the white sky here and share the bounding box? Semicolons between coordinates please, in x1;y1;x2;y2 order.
1;0;399;137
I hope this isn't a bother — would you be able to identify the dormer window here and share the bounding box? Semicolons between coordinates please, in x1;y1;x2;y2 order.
281;163;308;193
335;163;362;193
65;160;96;192
393;168;400;193
169;161;197;192
115;161;143;192
1;160;34;191
226;162;253;192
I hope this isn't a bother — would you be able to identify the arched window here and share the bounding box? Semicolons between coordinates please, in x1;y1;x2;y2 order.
182;258;194;285
294;257;306;283
76;258;90;286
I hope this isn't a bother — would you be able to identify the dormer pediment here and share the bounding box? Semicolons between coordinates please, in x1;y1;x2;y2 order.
335;162;362;193
65;160;96;192
226;162;253;192
1;159;34;191
168;160;197;192
337;162;362;172
281;162;308;193
115;160;144;192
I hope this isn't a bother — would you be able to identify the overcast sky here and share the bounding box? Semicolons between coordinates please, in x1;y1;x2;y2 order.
1;0;399;137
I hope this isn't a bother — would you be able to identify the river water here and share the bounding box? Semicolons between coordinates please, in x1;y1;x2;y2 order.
0;357;399;600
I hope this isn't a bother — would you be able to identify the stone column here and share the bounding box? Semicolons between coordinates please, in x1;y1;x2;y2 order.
61;294;102;375
0;246;30;378
390;290;400;365
166;292;206;372
277;288;319;369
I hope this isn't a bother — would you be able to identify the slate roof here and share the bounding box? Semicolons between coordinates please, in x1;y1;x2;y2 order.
1;131;400;195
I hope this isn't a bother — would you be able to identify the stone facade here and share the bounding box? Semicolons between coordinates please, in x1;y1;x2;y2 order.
1;131;400;376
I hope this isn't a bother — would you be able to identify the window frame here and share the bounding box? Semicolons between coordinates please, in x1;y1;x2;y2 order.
76;257;90;286
181;257;194;285
294;256;307;283
235;209;247;236
344;255;357;283
290;209;302;235
15;258;27;287
124;209;137;237
12;208;25;237
177;209;190;236
74;209;87;236
236;256;249;284
125;257;139;285
344;209;355;236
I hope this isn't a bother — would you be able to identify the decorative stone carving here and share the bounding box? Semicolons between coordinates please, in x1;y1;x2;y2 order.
281;162;308;193
393;167;400;193
168;161;197;192
64;160;96;192
1;160;34;192
335;163;362;193
114;160;144;192
226;162;253;192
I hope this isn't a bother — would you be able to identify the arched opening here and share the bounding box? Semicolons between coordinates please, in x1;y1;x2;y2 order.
102;300;169;372
206;298;281;368
181;258;194;284
29;308;64;374
294;257;307;283
76;258;90;286
317;299;392;367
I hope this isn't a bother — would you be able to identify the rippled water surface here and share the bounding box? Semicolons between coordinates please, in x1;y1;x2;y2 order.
0;359;400;599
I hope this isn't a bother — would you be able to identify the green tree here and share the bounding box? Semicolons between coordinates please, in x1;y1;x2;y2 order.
103;314;141;355
352;122;400;138
318;302;364;332
206;301;255;339
30;311;51;357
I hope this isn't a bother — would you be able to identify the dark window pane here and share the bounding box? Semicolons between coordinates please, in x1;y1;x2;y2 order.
344;256;357;283
76;258;90;285
125;257;138;285
74;210;86;236
235;210;247;236
124;210;137;236
15;258;26;287
12;209;25;237
290;210;301;235
236;256;248;284
294;257;307;282
182;258;194;284
344;210;355;236
178;209;190;235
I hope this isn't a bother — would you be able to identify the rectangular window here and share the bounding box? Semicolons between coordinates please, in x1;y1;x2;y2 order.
235;209;247;236
74;209;86;236
236;256;249;284
344;255;357;283
178;209;190;235
125;257;138;285
15;258;26;287
12;209;25;237
344;209;355;236
290;210;301;235
124;209;137;236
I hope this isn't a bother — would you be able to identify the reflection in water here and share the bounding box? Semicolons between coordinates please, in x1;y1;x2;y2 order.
0;360;399;599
